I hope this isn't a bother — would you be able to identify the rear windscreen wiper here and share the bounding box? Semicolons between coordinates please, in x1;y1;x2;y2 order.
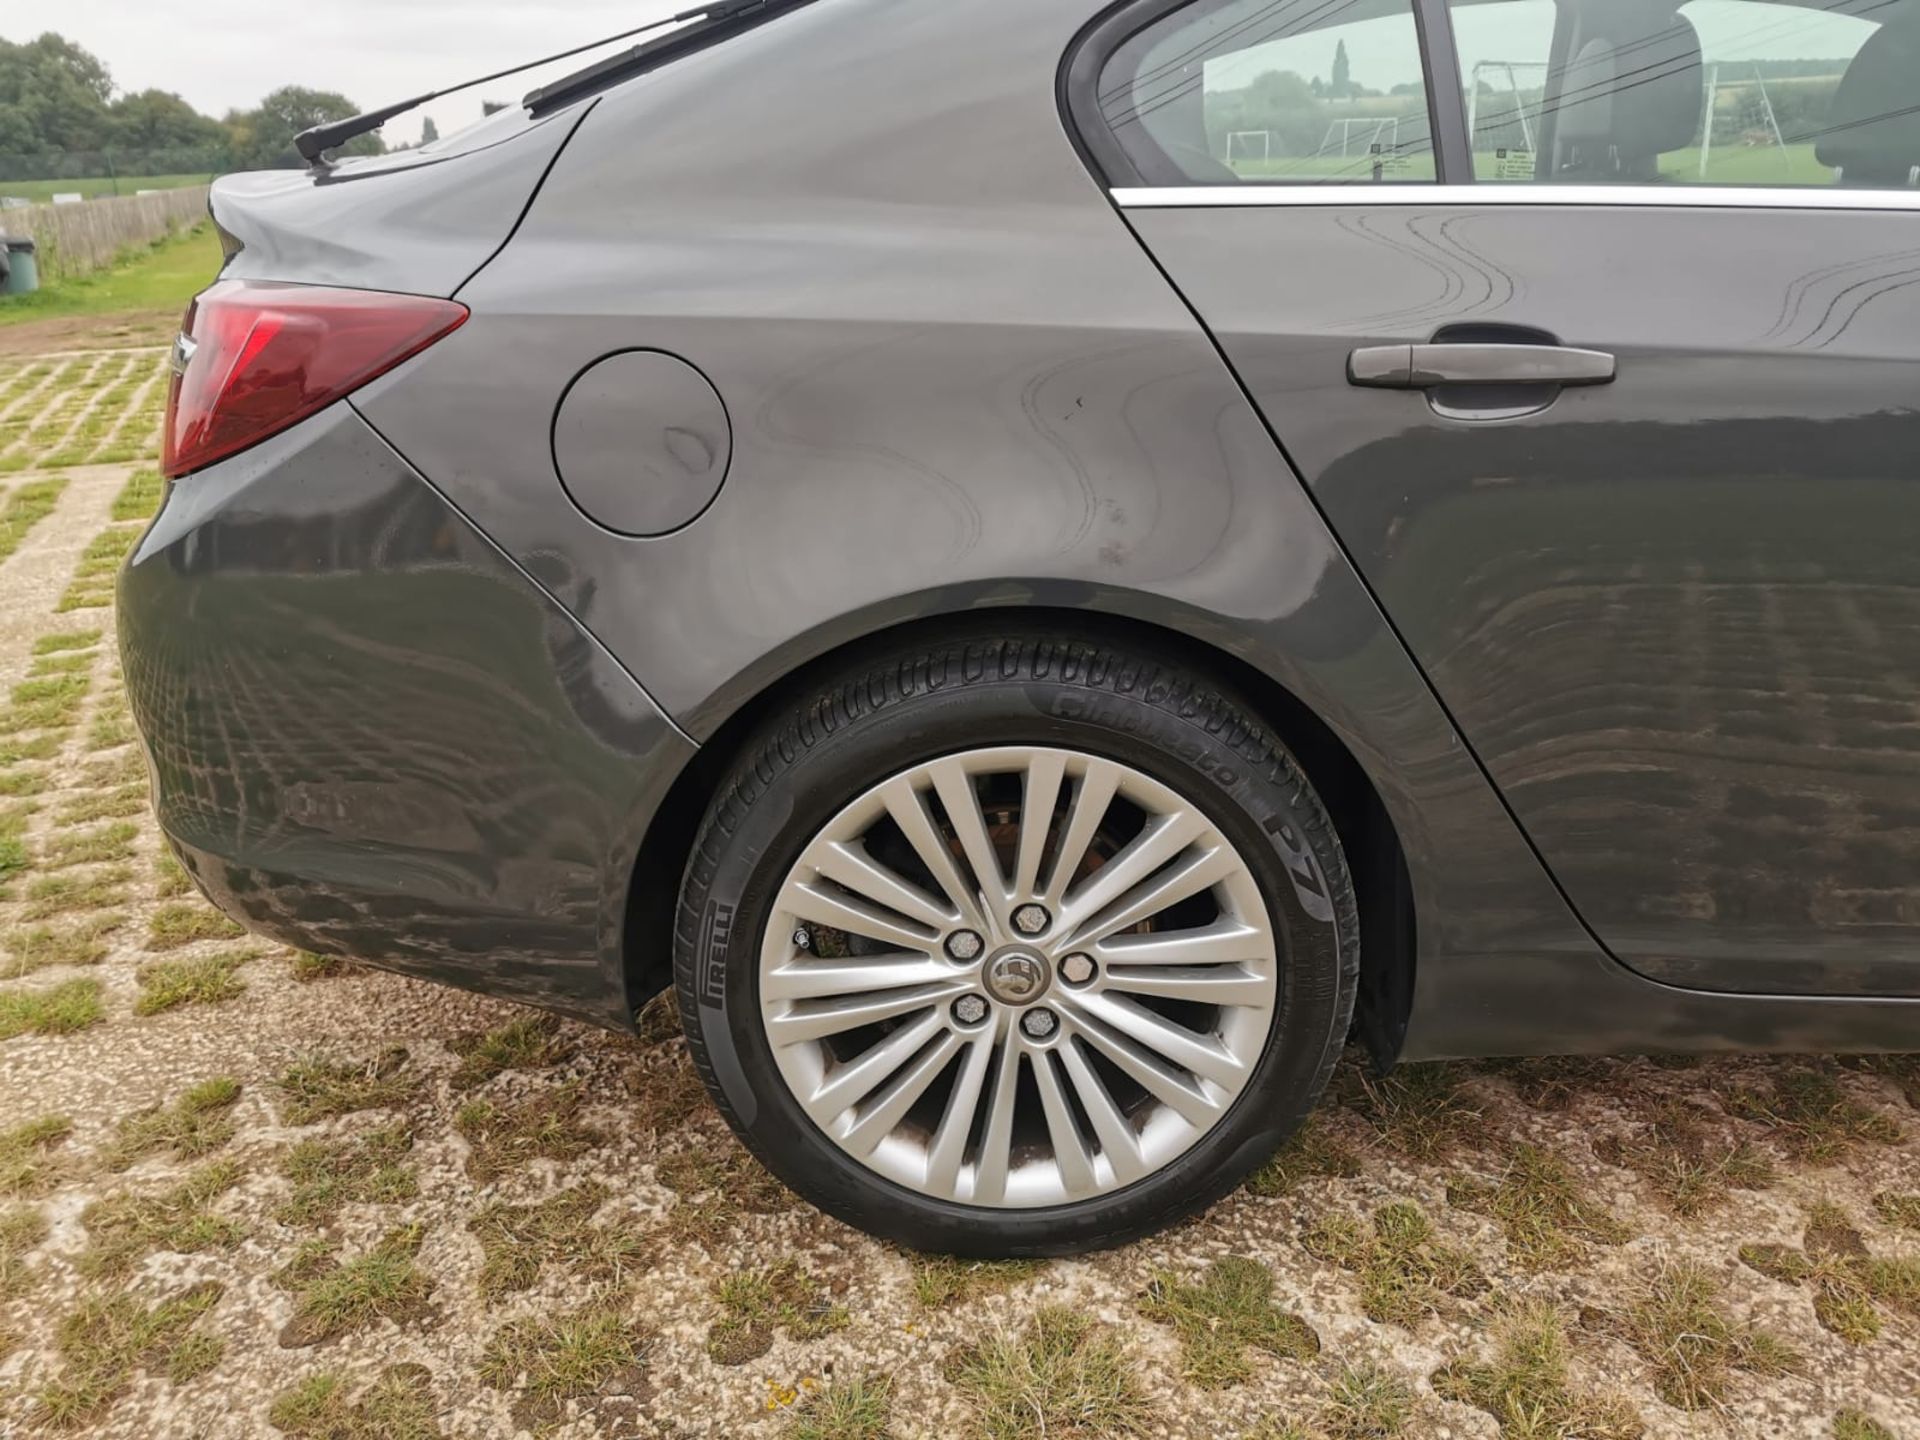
294;1;803;168
523;0;814;115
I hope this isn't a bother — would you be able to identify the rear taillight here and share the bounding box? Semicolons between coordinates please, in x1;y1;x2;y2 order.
162;280;468;479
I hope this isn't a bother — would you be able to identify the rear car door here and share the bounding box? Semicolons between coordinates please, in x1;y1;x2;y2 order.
1070;0;1920;996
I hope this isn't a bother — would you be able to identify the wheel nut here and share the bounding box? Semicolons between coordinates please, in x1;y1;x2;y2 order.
1021;1007;1057;1039
952;995;988;1026
1060;954;1095;985
946;929;984;961
1012;904;1050;935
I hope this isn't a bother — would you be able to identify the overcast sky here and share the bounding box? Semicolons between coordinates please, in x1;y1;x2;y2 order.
47;0;695;143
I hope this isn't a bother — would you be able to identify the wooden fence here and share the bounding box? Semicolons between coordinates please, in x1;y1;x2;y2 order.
2;186;211;282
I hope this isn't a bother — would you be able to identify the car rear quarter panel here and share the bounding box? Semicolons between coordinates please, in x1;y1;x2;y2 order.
354;0;1920;1054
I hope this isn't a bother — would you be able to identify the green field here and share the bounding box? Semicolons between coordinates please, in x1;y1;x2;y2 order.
0;174;213;204
1230;142;1837;188
0;223;222;327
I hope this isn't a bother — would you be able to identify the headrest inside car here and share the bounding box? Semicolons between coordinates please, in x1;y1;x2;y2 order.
1816;15;1920;186
1556;2;1703;179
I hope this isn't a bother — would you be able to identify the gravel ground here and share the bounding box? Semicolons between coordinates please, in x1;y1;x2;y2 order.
0;348;1916;1440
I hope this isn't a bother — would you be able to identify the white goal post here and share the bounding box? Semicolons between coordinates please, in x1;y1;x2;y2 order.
1318;116;1400;159
1225;130;1272;164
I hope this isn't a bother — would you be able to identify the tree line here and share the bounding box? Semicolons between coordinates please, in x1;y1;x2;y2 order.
0;31;397;176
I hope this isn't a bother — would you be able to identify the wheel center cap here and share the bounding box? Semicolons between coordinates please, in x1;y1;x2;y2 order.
983;949;1050;1005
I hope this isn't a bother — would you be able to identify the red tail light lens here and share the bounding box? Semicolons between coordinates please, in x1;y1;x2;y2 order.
163;280;469;479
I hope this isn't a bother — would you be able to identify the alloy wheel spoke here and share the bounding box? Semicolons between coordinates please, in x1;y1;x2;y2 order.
762;953;955;1002
1066;841;1237;950
812;840;958;932
841;1030;964;1157
803;1009;947;1127
1030;1048;1098;1198
1064;1015;1226;1129
970;1039;1024;1206
1092;918;1269;968
1056;1039;1147;1186
1011;751;1067;903
783;878;938;954
925;1035;994;1194
1100;965;1271;1009
1056;809;1210;936
879;777;990;933
1040;761;1121;908
1069;989;1248;1089
928;756;1011;928
765;979;971;1045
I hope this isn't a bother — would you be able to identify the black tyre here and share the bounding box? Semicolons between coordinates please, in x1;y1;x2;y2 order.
674;629;1357;1256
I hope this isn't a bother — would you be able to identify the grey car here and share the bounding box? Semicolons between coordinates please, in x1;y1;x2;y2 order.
121;0;1920;1254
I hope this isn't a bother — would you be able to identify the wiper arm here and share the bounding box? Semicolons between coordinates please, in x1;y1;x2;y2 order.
293;2;761;169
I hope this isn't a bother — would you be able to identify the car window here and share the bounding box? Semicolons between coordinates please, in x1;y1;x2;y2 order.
1095;0;1438;185
1448;0;1918;188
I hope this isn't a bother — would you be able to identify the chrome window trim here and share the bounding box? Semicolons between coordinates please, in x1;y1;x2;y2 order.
1113;184;1920;211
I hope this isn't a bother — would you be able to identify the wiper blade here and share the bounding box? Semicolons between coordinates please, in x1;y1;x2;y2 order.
293;2;755;168
524;0;811;114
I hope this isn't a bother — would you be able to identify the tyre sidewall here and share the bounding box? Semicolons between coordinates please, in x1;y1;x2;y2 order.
679;645;1351;1255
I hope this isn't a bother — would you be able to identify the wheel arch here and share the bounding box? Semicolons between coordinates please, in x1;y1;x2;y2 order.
620;602;1417;1066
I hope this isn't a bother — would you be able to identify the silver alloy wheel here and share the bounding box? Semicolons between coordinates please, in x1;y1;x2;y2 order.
759;745;1279;1209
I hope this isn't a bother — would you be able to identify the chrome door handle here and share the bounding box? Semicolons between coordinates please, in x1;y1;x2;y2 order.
1349;343;1617;389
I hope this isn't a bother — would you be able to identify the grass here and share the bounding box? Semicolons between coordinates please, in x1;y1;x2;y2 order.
3;914;123;977
1351;1064;1482;1161
0;670;89;733
1433;1298;1640;1439
1322;1363;1416;1440
655;1135;796;1242
278;1124;417;1227
154;850;192;898
53;782;146;823
290;951;352;981
34;628;100;654
1835;1411;1899;1440
44;819;137;869
1446;1144;1631;1269
20;863;130;917
79;1159;244;1277
455;1080;599;1181
0;1203;48;1298
145;899;244;950
470;1182;646;1297
0;223;222;326
268;1365;446;1440
55;523;142;612
946;1307;1152;1440
1726;1068;1902;1162
31;1282;223;1429
1740;1202;1920;1346
479;1301;648;1430
0;478;67;566
1601;1259;1798;1410
1244;1113;1361;1196
110;467;163;521
275;1048;412;1125
1137;1256;1317;1387
133;948;251;1015
910;1255;1045;1308
450;1011;573;1088
708;1259;849;1365
786;1375;894;1440
104;1076;240;1170
1595;1097;1774;1217
1302;1201;1484;1328
0;1113;71;1195
1872;1191;1920;1231
0;976;103;1037
0;731;62;762
275;1224;434;1347
87;701;136;751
